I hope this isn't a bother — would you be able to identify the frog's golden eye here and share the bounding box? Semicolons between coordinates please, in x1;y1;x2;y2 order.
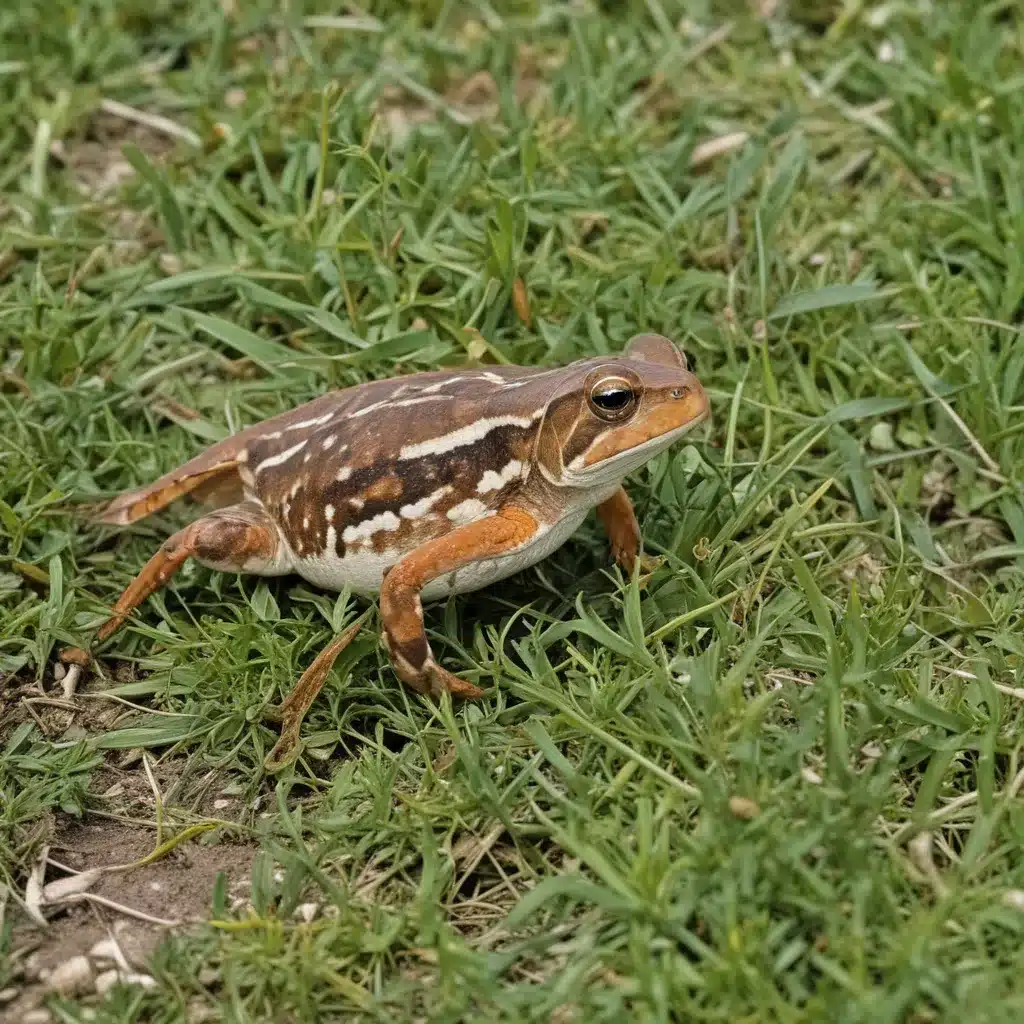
588;377;636;421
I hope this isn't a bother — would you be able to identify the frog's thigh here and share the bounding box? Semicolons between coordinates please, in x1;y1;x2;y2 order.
379;505;540;698
596;486;641;574
96;501;288;643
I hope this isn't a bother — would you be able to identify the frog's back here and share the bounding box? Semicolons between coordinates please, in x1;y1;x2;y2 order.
97;364;568;596
248;367;566;593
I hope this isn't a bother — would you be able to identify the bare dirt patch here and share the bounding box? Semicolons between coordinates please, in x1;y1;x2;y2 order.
5;822;256;1020
49;108;176;200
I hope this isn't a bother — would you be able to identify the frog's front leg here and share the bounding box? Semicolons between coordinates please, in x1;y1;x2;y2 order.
596;487;661;577
380;506;540;698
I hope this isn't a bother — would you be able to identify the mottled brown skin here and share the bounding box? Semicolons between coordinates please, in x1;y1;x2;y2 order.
87;334;709;769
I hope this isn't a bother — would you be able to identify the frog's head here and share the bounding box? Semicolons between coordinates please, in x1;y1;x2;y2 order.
535;334;709;489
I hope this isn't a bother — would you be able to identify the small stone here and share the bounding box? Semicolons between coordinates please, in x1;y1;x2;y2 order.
224;88;246;109
95;969;121;995
1002;890;1024;911
0;987;17;1004
22;1011;52;1024
801;767;823;785
89;938;123;966
809;252;827;266
295;902;318;923
212;798;231;810
868;422;896;452
877;40;896;63
198;967;219;986
48;955;94;996
158;253;183;276
123;973;157;989
728;796;761;820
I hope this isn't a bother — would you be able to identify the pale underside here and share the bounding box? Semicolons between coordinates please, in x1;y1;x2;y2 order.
287;502;594;600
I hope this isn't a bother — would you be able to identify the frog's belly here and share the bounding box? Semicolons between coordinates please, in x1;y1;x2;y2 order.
289;507;589;601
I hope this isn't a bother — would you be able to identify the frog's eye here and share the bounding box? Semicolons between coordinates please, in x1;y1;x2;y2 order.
589;377;636;421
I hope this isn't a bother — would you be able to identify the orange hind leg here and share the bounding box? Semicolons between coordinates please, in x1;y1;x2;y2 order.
95;501;286;642
92;502;369;771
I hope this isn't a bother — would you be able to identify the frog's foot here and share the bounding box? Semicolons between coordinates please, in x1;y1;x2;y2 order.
94;501;284;644
379;505;540;701
596;486;661;580
636;552;664;576
382;629;485;700
263;616;366;772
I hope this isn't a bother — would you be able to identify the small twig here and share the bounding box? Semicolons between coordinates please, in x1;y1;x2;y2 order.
58;891;181;927
23;696;78;711
691;131;749;168
930;392;1003;476
142;753;165;848
78;691;185;717
934;664;1024;700
302;14;383;31
99;98;201;147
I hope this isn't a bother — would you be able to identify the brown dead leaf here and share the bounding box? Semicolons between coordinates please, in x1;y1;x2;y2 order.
512;278;531;327
446;70;499;116
728;796;761;820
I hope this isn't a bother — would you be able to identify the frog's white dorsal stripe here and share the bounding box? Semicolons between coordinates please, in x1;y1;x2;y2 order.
284;411;336;432
476;459;524;493
254;439;308;473
398;414;539;460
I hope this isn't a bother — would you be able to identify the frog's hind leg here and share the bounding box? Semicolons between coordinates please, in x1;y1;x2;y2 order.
263;611;371;772
96;501;287;643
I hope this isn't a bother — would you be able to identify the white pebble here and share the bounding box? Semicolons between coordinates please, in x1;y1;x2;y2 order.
48;955;94;996
295;903;318;923
95;969;121;996
123;972;157;989
1002;890;1024;911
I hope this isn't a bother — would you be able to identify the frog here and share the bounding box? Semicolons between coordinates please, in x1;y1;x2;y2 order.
85;332;709;767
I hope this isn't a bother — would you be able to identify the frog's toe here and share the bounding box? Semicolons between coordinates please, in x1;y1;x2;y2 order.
638;553;664;575
425;661;486;700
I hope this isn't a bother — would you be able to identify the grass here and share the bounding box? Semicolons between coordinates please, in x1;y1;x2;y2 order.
3;0;1024;1019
